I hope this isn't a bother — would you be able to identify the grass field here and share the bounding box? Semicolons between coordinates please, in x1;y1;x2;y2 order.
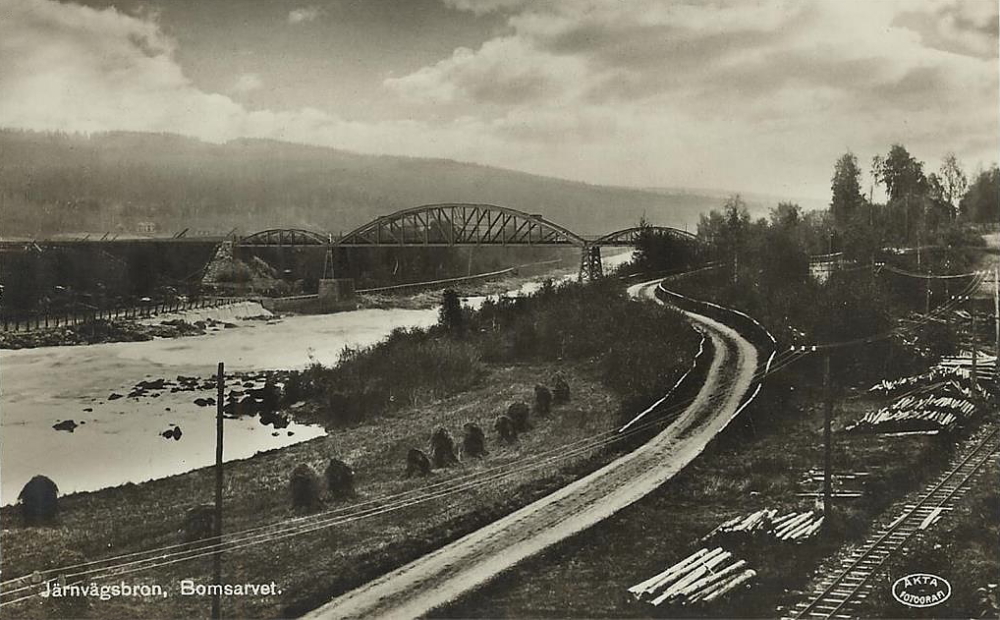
2;360;642;619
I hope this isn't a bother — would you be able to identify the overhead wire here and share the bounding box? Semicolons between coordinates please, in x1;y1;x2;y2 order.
6;265;975;605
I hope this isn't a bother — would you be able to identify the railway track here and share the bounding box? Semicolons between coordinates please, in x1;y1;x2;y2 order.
784;427;1000;620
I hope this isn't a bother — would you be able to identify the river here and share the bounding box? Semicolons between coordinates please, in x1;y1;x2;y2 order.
0;252;633;503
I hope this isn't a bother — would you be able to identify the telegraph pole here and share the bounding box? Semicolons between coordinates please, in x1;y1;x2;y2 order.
925;278;931;316
823;352;833;516
213;362;225;620
994;267;999;385
971;306;978;392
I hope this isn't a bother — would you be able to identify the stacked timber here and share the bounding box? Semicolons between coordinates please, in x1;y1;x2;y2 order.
700;509;775;541
868;371;937;395
938;353;997;386
868;366;988;398
851;369;984;434
628;547;756;607
701;509;825;544
847;392;978;433
770;511;824;541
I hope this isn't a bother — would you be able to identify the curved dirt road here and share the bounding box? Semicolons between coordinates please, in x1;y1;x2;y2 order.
305;279;758;619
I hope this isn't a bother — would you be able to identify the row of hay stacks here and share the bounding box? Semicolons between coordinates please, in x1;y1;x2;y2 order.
700;509;824;544
627;547;755;607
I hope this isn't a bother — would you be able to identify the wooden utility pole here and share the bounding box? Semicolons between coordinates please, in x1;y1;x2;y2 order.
213;362;225;620
971;307;978;391
994;267;999;384
925;278;931;316
823;352;833;516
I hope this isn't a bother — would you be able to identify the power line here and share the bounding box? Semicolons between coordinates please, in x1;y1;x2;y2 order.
7;268;966;606
3;286;795;604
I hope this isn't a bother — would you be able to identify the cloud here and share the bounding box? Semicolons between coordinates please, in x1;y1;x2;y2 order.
442;0;531;16
896;0;998;59
0;0;995;200
233;73;263;93
414;0;998;193
385;37;591;106
0;0;490;154
288;6;321;25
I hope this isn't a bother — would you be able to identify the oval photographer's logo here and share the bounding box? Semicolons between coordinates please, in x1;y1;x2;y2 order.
892;573;951;608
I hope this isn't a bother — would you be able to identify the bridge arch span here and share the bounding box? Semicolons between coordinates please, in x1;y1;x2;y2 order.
335;203;587;247
238;228;331;247
590;226;697;247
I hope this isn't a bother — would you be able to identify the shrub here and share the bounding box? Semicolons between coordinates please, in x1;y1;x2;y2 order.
439;289;465;336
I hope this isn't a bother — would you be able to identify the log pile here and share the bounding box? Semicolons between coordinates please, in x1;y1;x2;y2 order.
848;391;978;433
868;367;985;399
628;547;756;607
700;509;825;545
852;367;985;434
769;511;825;541
938;353;997;386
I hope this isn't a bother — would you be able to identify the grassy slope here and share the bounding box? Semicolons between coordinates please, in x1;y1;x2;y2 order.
3;361;634;619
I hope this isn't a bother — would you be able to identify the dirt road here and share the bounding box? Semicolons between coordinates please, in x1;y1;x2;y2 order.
304;279;759;619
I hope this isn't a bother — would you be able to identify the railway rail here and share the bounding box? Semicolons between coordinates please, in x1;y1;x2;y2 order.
784;427;1000;620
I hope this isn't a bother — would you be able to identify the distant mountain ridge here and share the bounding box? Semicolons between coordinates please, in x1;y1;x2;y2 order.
0;129;795;239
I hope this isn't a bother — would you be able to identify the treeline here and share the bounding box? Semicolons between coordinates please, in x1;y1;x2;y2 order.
284;281;700;428
831;145;996;261
631;143;990;382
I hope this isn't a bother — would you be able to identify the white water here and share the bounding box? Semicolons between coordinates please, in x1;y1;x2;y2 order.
0;251;634;503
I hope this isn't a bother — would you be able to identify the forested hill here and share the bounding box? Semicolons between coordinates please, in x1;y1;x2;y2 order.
0;129;770;238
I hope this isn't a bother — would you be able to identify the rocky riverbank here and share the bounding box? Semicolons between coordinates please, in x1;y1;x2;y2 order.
0;317;241;349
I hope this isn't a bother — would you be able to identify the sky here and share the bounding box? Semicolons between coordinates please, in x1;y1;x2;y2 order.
1;0;998;200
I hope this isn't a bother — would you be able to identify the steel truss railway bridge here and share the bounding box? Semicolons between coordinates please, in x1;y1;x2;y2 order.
236;203;698;280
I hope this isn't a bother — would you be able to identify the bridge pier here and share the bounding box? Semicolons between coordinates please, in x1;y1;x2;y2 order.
578;245;604;281
317;278;356;309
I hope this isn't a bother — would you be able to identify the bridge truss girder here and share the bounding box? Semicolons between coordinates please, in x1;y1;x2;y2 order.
336;204;587;248
237;229;331;247
590;225;696;247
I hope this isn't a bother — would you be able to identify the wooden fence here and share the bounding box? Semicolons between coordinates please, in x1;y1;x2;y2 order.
1;297;248;333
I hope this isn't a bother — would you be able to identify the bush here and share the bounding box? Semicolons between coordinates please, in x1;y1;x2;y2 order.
438;289;465;336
